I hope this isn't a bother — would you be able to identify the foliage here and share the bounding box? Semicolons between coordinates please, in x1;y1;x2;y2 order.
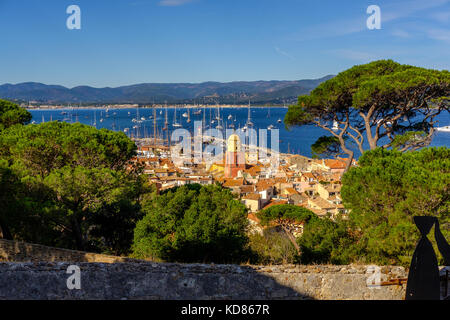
285;60;450;170
257;204;317;226
132;184;250;263
41;166;145;254
341;147;450;266
297;217;360;265
257;204;318;256
311;136;343;159
248;228;299;265
0;121;136;177
0;120;144;255
0;99;32;131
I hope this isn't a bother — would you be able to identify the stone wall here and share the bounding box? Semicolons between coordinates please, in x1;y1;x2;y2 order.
0;262;408;300
0;239;140;263
0;239;414;300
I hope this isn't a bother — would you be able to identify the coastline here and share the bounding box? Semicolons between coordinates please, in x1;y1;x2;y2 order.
25;104;290;111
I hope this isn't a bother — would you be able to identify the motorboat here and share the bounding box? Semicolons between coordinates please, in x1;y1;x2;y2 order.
436;125;450;132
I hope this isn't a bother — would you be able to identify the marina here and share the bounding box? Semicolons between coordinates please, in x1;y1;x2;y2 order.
28;106;450;158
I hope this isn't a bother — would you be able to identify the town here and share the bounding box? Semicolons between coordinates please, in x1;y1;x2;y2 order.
130;131;355;238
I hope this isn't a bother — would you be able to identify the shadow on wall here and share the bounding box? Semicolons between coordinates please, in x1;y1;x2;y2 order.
0;239;409;300
0;239;314;299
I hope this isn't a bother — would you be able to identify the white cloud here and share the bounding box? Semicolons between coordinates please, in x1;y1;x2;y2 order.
274;47;295;60
289;0;450;41
330;49;379;62
431;11;450;23
159;0;196;6
427;28;450;42
392;29;411;38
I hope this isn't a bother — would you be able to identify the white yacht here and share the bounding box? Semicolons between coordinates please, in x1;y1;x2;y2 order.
332;121;339;130
436;125;450;132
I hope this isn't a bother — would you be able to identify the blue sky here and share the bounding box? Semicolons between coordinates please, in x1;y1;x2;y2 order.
0;0;449;87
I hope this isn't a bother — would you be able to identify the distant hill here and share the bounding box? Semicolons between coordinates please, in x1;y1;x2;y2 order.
0;75;334;105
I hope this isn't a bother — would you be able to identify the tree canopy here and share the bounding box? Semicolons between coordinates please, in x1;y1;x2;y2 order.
0;120;144;255
341;147;450;266
0;121;137;176
297;216;359;265
257;204;317;255
132;184;250;263
285;60;450;170
0;99;31;130
311;136;343;159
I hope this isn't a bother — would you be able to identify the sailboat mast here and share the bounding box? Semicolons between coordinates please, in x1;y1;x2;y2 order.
153;107;157;146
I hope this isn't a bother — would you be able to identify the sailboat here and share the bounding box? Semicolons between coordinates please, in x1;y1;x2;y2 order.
93;111;97;127
245;101;254;129
186;108;191;123
172;106;182;127
215;105;223;130
332;121;339;130
163;105;169;131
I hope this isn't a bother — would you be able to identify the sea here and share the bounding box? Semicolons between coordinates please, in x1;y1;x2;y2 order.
28;107;450;158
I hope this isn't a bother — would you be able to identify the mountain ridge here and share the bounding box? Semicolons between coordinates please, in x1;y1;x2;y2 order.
0;75;334;104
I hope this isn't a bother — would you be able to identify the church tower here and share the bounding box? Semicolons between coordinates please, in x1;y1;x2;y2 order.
225;134;245;178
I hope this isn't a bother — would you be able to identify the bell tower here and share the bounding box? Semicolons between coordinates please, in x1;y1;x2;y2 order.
225;134;245;178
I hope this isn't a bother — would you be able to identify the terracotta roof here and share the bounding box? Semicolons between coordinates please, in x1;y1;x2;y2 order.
309;208;328;216
302;172;316;179
256;180;274;191
244;165;262;177
274;177;288;184
247;213;261;223
223;178;245;187
322;183;342;192
284;187;299;195
239;185;255;193
242;193;261;201
308;197;335;209
262;200;288;210
324;159;347;170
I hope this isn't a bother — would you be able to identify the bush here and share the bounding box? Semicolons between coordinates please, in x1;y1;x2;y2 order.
132;184;250;263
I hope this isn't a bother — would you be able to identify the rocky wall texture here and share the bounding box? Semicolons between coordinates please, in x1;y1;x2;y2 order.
0;262;408;300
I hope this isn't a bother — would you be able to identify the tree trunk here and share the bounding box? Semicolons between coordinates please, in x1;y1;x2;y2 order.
0;218;13;240
281;225;301;255
343;151;354;173
71;217;85;251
